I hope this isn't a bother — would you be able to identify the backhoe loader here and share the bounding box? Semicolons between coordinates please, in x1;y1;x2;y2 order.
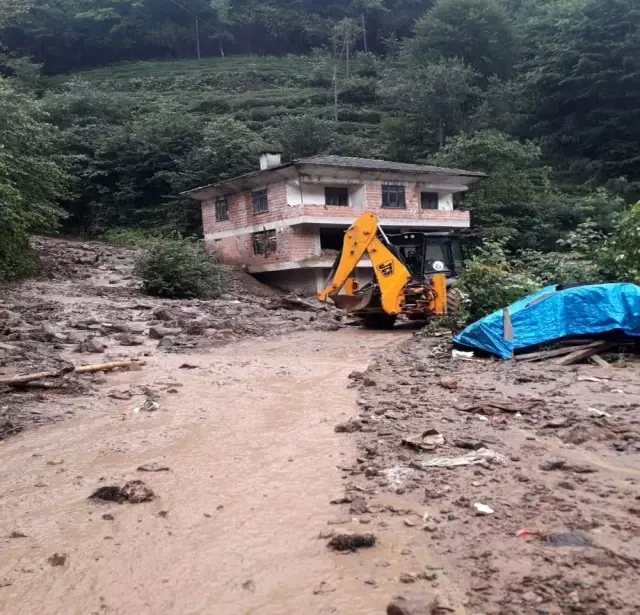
317;212;458;328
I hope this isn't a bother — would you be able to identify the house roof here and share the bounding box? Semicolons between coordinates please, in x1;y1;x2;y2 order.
183;155;485;199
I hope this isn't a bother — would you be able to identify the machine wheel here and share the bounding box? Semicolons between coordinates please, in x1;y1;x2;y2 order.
446;287;462;315
361;313;398;329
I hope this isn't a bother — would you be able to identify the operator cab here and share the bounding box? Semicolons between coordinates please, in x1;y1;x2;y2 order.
387;232;463;282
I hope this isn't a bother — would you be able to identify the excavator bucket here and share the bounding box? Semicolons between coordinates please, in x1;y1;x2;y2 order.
329;286;375;313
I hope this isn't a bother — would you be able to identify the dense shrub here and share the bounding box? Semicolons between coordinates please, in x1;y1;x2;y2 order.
136;240;224;299
598;203;640;284
457;241;540;321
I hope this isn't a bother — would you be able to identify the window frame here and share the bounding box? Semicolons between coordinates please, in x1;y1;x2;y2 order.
252;188;269;214
215;197;229;221
252;229;277;255
420;191;439;210
324;186;349;207
381;184;406;209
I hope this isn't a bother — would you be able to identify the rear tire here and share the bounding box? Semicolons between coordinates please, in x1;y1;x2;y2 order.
446;287;462;315
361;313;398;329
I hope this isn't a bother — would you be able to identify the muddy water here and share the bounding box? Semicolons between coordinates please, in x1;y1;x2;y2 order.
0;329;435;615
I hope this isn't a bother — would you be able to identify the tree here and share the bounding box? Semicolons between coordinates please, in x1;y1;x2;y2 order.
0;77;68;279
521;0;640;186
268;114;338;160
411;0;518;78
433;129;557;250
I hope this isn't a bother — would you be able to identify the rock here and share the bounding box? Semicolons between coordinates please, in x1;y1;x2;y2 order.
120;480;155;503
102;514;115;521
334;420;362;433
399;573;416;584
362;377;376;387
47;553;67;567
561;425;591;445
387;593;439;615
544;417;572;428
89;486;125;503
423;522;438;533
41;323;65;342
348;371;364;380
153;306;181;321
158;336;176;349
76;337;105;353
327;533;376;551
439;377;458;390
349;497;370;515
149;326;181;340
452;439;484;450
114;333;143;346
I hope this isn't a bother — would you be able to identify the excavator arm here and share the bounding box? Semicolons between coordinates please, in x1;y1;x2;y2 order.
317;212;412;315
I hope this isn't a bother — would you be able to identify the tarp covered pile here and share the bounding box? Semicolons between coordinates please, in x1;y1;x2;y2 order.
453;283;640;360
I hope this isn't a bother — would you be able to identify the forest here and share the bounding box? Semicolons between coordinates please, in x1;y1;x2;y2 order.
0;0;638;290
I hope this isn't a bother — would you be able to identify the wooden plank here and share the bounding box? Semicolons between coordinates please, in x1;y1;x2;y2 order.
590;354;611;368
515;342;600;363
555;342;615;366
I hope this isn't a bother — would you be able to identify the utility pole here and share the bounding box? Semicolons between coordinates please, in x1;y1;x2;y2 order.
195;18;201;59
362;13;368;53
332;66;338;122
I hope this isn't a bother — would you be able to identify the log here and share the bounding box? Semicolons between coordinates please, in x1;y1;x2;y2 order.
590;354;611;368
555;342;615;366
0;360;143;388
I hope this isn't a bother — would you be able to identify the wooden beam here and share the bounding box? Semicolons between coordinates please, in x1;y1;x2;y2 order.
555;342;615;366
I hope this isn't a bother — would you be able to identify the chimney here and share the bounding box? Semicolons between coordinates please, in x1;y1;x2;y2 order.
259;151;282;170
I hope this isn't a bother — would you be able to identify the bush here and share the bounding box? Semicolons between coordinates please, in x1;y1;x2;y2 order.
597;202;640;283
136;240;224;299
103;228;161;249
458;241;540;321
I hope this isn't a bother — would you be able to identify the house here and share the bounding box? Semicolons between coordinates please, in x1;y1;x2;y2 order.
184;154;485;294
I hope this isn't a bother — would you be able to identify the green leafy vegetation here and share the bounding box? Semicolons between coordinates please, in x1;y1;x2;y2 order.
0;0;638;288
136;239;225;299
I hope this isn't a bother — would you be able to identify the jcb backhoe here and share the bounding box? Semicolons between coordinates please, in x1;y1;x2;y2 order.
317;212;458;328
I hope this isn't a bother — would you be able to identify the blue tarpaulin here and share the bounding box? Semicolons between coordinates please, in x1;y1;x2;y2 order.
453;283;640;359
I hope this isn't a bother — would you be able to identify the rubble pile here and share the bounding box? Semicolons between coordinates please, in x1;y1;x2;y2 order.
0;237;342;438
333;335;640;615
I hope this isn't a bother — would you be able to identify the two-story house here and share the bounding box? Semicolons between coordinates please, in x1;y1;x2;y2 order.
184;154;485;294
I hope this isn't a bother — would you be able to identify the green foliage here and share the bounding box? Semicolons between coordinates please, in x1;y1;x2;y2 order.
0;77;68;280
102;228;162;249
268;114;338;160
598;203;640;283
412;0;517;78
457;240;540;321
136;239;225;299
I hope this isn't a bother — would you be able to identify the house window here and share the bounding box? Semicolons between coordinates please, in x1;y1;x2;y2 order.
421;191;439;210
252;188;269;214
253;229;276;255
381;184;406;209
215;197;229;221
325;186;349;206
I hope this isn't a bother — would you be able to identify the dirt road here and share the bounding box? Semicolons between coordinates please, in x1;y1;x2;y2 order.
0;329;432;615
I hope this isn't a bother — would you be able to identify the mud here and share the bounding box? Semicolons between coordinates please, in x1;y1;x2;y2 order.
339;333;640;614
0;237;342;439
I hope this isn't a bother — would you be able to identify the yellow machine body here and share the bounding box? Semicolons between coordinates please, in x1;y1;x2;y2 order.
317;212;449;324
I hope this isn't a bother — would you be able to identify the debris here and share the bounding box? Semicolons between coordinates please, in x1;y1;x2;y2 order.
327;533;376;551
137;462;170;472
474;503;494;515
133;399;159;413
334;420;362;433
590;354;611;368
516;529;538;539
47;553;67;567
560;425;591;445
153;306;181;321
76;337;105;354
452;438;485;451
102;514;115;521
400;573;416;583
516;342;605;363
89;481;155;504
422;448;508;469
178;363;199;370
89;486;125;503
9;531;27;538
148;326;182;340
555;341;616;366
386;593;439;615
0;360;144;388
113;333;143;346
578;375;607;383
349;497;370;515
241;579;255;592
452;349;474;359
439;377;458;390
543;417;573;428
455;399;542;415
120;480;155;503
588;407;612;418
402;428;445;451
269;294;319;312
546;531;590;547
538;457;597;473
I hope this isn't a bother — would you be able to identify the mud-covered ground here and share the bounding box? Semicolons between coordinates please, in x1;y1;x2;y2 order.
334;334;640;614
0;237;342;440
